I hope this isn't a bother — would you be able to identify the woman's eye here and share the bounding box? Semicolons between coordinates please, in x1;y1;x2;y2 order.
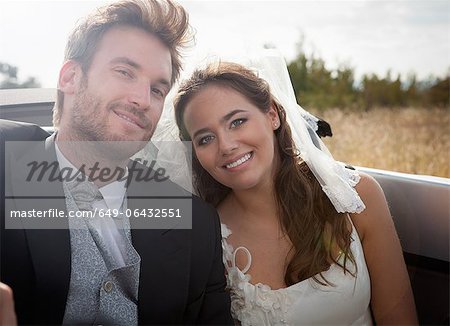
198;135;214;146
230;118;246;128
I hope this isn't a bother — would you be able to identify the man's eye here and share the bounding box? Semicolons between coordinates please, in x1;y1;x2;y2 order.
198;135;214;146
116;69;132;78
230;118;246;128
151;87;164;97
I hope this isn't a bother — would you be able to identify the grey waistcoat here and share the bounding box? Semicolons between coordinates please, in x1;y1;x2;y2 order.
62;186;141;325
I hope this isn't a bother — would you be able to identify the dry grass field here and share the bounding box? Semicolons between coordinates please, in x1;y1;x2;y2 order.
310;108;450;178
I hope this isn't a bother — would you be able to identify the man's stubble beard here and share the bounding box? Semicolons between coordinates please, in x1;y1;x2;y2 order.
71;77;110;142
70;78;152;160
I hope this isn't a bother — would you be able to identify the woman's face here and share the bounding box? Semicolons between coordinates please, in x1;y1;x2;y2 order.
183;84;280;191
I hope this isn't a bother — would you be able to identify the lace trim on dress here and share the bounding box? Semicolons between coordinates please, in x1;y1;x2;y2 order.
322;163;365;214
221;224;293;325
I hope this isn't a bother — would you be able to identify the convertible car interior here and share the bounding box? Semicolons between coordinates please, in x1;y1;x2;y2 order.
1;88;449;324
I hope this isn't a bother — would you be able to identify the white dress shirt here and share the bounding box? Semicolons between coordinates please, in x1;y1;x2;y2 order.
55;142;129;268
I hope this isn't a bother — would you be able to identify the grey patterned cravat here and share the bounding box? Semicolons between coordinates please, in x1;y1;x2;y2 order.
65;178;103;211
65;178;127;270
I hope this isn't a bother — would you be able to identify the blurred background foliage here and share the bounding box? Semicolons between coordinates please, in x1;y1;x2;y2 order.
287;44;449;111
284;41;449;178
0;62;41;89
1;47;448;177
2;50;448;110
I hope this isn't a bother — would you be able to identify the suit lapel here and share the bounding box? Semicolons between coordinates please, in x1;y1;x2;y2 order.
127;161;191;323
15;136;71;322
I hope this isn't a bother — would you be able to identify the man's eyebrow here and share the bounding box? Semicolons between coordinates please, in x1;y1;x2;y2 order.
111;57;141;69
111;56;171;89
192;109;247;139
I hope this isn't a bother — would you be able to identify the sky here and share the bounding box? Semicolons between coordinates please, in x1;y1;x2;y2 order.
0;0;449;88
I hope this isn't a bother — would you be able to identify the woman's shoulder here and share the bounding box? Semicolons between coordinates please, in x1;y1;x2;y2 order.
354;171;384;197
354;171;389;215
349;171;390;241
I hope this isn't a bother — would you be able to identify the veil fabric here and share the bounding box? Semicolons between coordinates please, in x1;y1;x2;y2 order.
147;50;365;213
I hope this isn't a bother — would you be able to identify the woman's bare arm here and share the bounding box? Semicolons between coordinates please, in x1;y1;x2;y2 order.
350;173;418;325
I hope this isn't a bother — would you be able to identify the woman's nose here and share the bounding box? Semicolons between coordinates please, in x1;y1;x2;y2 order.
218;134;238;155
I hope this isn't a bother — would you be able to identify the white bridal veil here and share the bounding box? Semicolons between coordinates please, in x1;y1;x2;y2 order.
143;50;365;214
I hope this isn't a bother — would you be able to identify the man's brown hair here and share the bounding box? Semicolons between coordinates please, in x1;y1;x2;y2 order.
53;0;192;127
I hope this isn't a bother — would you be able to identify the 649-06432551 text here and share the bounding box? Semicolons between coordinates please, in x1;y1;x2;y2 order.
9;208;183;219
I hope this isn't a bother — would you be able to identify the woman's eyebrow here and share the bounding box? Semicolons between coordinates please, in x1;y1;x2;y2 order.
192;109;247;139
193;127;210;139
221;109;246;123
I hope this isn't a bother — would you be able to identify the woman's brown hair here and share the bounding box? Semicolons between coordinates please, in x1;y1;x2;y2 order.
174;62;355;286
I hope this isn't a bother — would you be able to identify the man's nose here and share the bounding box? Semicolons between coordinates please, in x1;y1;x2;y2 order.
127;83;151;109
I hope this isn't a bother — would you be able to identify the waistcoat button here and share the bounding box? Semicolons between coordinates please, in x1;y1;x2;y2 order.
103;281;114;293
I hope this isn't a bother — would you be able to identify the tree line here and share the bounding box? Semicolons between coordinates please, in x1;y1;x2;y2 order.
2;57;449;111
287;49;449;111
0;62;41;89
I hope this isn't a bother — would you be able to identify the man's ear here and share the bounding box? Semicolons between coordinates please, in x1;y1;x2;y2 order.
58;60;83;94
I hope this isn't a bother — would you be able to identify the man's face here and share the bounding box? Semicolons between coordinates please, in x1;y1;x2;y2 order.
64;25;172;144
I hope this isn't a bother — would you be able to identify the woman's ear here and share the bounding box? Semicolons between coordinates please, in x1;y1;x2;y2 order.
268;103;280;130
58;60;82;94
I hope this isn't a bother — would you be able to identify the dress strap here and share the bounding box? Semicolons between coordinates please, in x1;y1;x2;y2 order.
221;223;253;274
232;246;252;274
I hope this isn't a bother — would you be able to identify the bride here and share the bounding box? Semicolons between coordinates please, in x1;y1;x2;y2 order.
168;52;417;325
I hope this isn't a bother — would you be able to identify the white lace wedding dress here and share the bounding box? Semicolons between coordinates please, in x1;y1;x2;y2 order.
221;222;373;325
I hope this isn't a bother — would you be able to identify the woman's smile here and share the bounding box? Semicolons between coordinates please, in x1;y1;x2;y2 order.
222;151;253;170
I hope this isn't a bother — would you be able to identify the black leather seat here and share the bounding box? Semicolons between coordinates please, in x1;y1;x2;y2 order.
0;119;50;142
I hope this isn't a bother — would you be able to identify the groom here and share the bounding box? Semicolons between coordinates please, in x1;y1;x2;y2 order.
0;0;232;324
